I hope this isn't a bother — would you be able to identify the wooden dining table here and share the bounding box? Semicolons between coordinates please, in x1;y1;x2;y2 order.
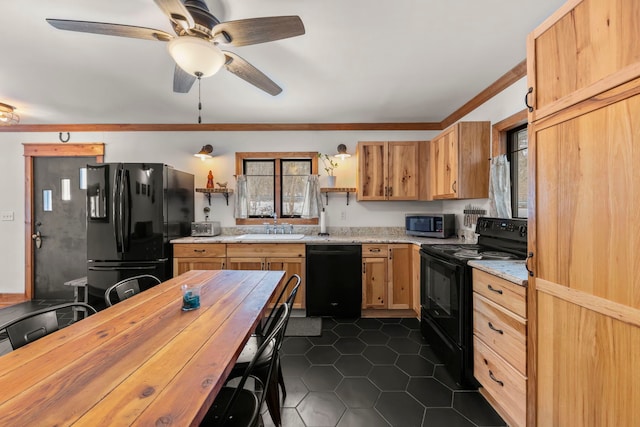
0;269;285;426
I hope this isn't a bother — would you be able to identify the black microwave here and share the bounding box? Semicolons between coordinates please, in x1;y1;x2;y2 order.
405;214;455;238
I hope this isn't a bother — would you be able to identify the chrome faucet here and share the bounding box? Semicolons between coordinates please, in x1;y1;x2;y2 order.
272;211;278;224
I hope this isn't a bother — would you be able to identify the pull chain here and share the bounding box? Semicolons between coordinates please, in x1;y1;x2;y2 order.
196;71;203;124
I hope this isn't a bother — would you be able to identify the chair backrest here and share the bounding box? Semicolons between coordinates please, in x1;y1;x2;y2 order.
219;303;290;422
104;274;161;307
0;302;97;350
261;274;301;334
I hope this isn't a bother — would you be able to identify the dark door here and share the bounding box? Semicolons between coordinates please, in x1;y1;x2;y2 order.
33;157;90;299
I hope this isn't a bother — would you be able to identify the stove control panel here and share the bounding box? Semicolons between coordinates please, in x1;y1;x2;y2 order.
476;217;527;242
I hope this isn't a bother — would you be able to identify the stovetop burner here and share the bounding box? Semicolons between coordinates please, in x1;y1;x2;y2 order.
480;251;515;260
453;250;483;259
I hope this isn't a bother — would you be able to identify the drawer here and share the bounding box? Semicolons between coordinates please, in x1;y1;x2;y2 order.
474;337;527;427
362;244;388;257
226;243;305;258
174;244;226;258
473;269;526;317
473;293;526;375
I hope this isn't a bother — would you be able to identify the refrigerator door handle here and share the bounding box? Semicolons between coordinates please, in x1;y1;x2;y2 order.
116;165;126;254
123;169;131;252
112;165;123;254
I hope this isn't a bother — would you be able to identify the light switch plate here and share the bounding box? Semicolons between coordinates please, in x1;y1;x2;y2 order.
1;211;14;221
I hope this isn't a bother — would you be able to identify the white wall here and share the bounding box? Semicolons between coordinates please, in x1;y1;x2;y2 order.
0;77;527;294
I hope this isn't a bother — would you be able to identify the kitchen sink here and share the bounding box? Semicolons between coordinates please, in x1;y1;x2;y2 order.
235;234;306;240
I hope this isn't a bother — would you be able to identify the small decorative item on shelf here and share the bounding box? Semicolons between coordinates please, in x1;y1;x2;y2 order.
318;152;338;187
216;181;227;189
206;170;214;188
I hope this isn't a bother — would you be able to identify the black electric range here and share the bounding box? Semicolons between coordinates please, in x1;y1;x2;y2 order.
418;217;527;386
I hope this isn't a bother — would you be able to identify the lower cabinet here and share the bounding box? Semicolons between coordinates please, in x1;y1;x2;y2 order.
362;244;412;310
173;244;226;276
472;268;527;427
227;244;306;310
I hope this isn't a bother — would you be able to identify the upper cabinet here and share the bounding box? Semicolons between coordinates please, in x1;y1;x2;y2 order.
429;121;490;200
526;0;640;122
356;141;421;201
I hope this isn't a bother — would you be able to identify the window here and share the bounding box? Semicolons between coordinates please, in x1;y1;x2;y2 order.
506;124;528;218
236;152;318;224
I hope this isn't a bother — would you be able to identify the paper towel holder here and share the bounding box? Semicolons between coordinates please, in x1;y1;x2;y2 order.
318;209;329;236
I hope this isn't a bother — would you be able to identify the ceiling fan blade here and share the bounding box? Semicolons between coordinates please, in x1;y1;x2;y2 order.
173;65;197;93
46;19;173;41
223;52;282;96
154;0;195;32
213;16;305;47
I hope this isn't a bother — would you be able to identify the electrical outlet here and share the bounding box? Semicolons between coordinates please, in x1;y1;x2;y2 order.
340;210;347;220
1;211;14;221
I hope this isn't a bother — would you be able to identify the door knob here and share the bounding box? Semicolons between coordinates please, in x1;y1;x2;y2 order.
32;230;42;249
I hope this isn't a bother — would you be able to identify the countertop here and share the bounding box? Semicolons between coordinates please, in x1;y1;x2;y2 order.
172;234;465;246
468;260;528;286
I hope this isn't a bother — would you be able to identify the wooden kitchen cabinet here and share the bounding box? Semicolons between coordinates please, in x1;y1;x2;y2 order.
527;1;640;426
356;141;420;201
429;121;489;200
227;243;306;309
472;268;527;427
172;243;226;276
361;244;412;310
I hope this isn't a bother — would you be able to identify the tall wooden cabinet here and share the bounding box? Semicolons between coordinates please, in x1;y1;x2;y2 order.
527;0;640;425
429;121;490;200
356;141;420;201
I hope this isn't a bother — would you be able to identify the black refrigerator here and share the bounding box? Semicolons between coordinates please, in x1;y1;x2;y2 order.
86;163;194;303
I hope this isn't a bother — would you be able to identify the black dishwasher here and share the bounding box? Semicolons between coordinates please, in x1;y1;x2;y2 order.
306;244;362;318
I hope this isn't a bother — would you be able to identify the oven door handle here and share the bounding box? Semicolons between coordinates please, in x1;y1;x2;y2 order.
420;250;461;271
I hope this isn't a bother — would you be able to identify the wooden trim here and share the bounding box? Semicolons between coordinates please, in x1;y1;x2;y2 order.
531;0;584;38
1;122;443;133
0;293;27;307
23;143;105;300
532;74;640;132
531;62;640;123
491;109;527;157
526;128;538;427
440;60;527;129
536;278;640;328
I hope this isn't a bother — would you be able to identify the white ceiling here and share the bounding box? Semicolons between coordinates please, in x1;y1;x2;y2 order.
1;0;565;126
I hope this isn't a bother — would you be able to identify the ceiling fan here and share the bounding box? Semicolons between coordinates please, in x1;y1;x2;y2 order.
46;0;305;96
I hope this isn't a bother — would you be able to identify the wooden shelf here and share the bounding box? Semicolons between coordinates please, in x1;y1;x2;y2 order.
196;188;234;206
320;187;356;205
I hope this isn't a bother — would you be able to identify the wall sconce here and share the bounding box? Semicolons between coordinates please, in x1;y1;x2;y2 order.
334;144;351;160
194;144;213;160
0;102;20;126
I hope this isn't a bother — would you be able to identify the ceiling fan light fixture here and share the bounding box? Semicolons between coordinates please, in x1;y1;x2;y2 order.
167;36;225;77
0;102;19;126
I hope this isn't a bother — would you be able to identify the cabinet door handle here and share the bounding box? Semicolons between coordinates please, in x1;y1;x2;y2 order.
488;322;504;335
193;249;206;253
266;262;271;270
362;263;366;274
487;284;503;295
452;180;457;193
525;251;534;277
221;262;226;269
389;186;393;197
489;370;504;387
261;262;265;270
384;186;388;197
369;248;381;253
525;86;534;112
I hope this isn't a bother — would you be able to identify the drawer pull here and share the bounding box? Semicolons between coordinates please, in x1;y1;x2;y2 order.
193;249;206;253
488;322;504;335
489;370;504;387
369;248;381;253
487;284;503;294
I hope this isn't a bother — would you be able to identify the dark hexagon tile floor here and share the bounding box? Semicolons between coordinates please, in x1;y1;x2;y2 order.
275;317;506;427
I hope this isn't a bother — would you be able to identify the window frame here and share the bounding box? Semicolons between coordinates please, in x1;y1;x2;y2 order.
506;124;528;219
235;152;319;225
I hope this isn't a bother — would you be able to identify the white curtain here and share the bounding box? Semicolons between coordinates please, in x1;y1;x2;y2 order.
234;175;249;219
488;155;512;218
300;175;322;219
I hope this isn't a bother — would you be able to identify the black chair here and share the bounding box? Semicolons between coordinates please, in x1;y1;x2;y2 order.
227;274;301;427
104;274;161;307
0;302;97;350
200;303;290;427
